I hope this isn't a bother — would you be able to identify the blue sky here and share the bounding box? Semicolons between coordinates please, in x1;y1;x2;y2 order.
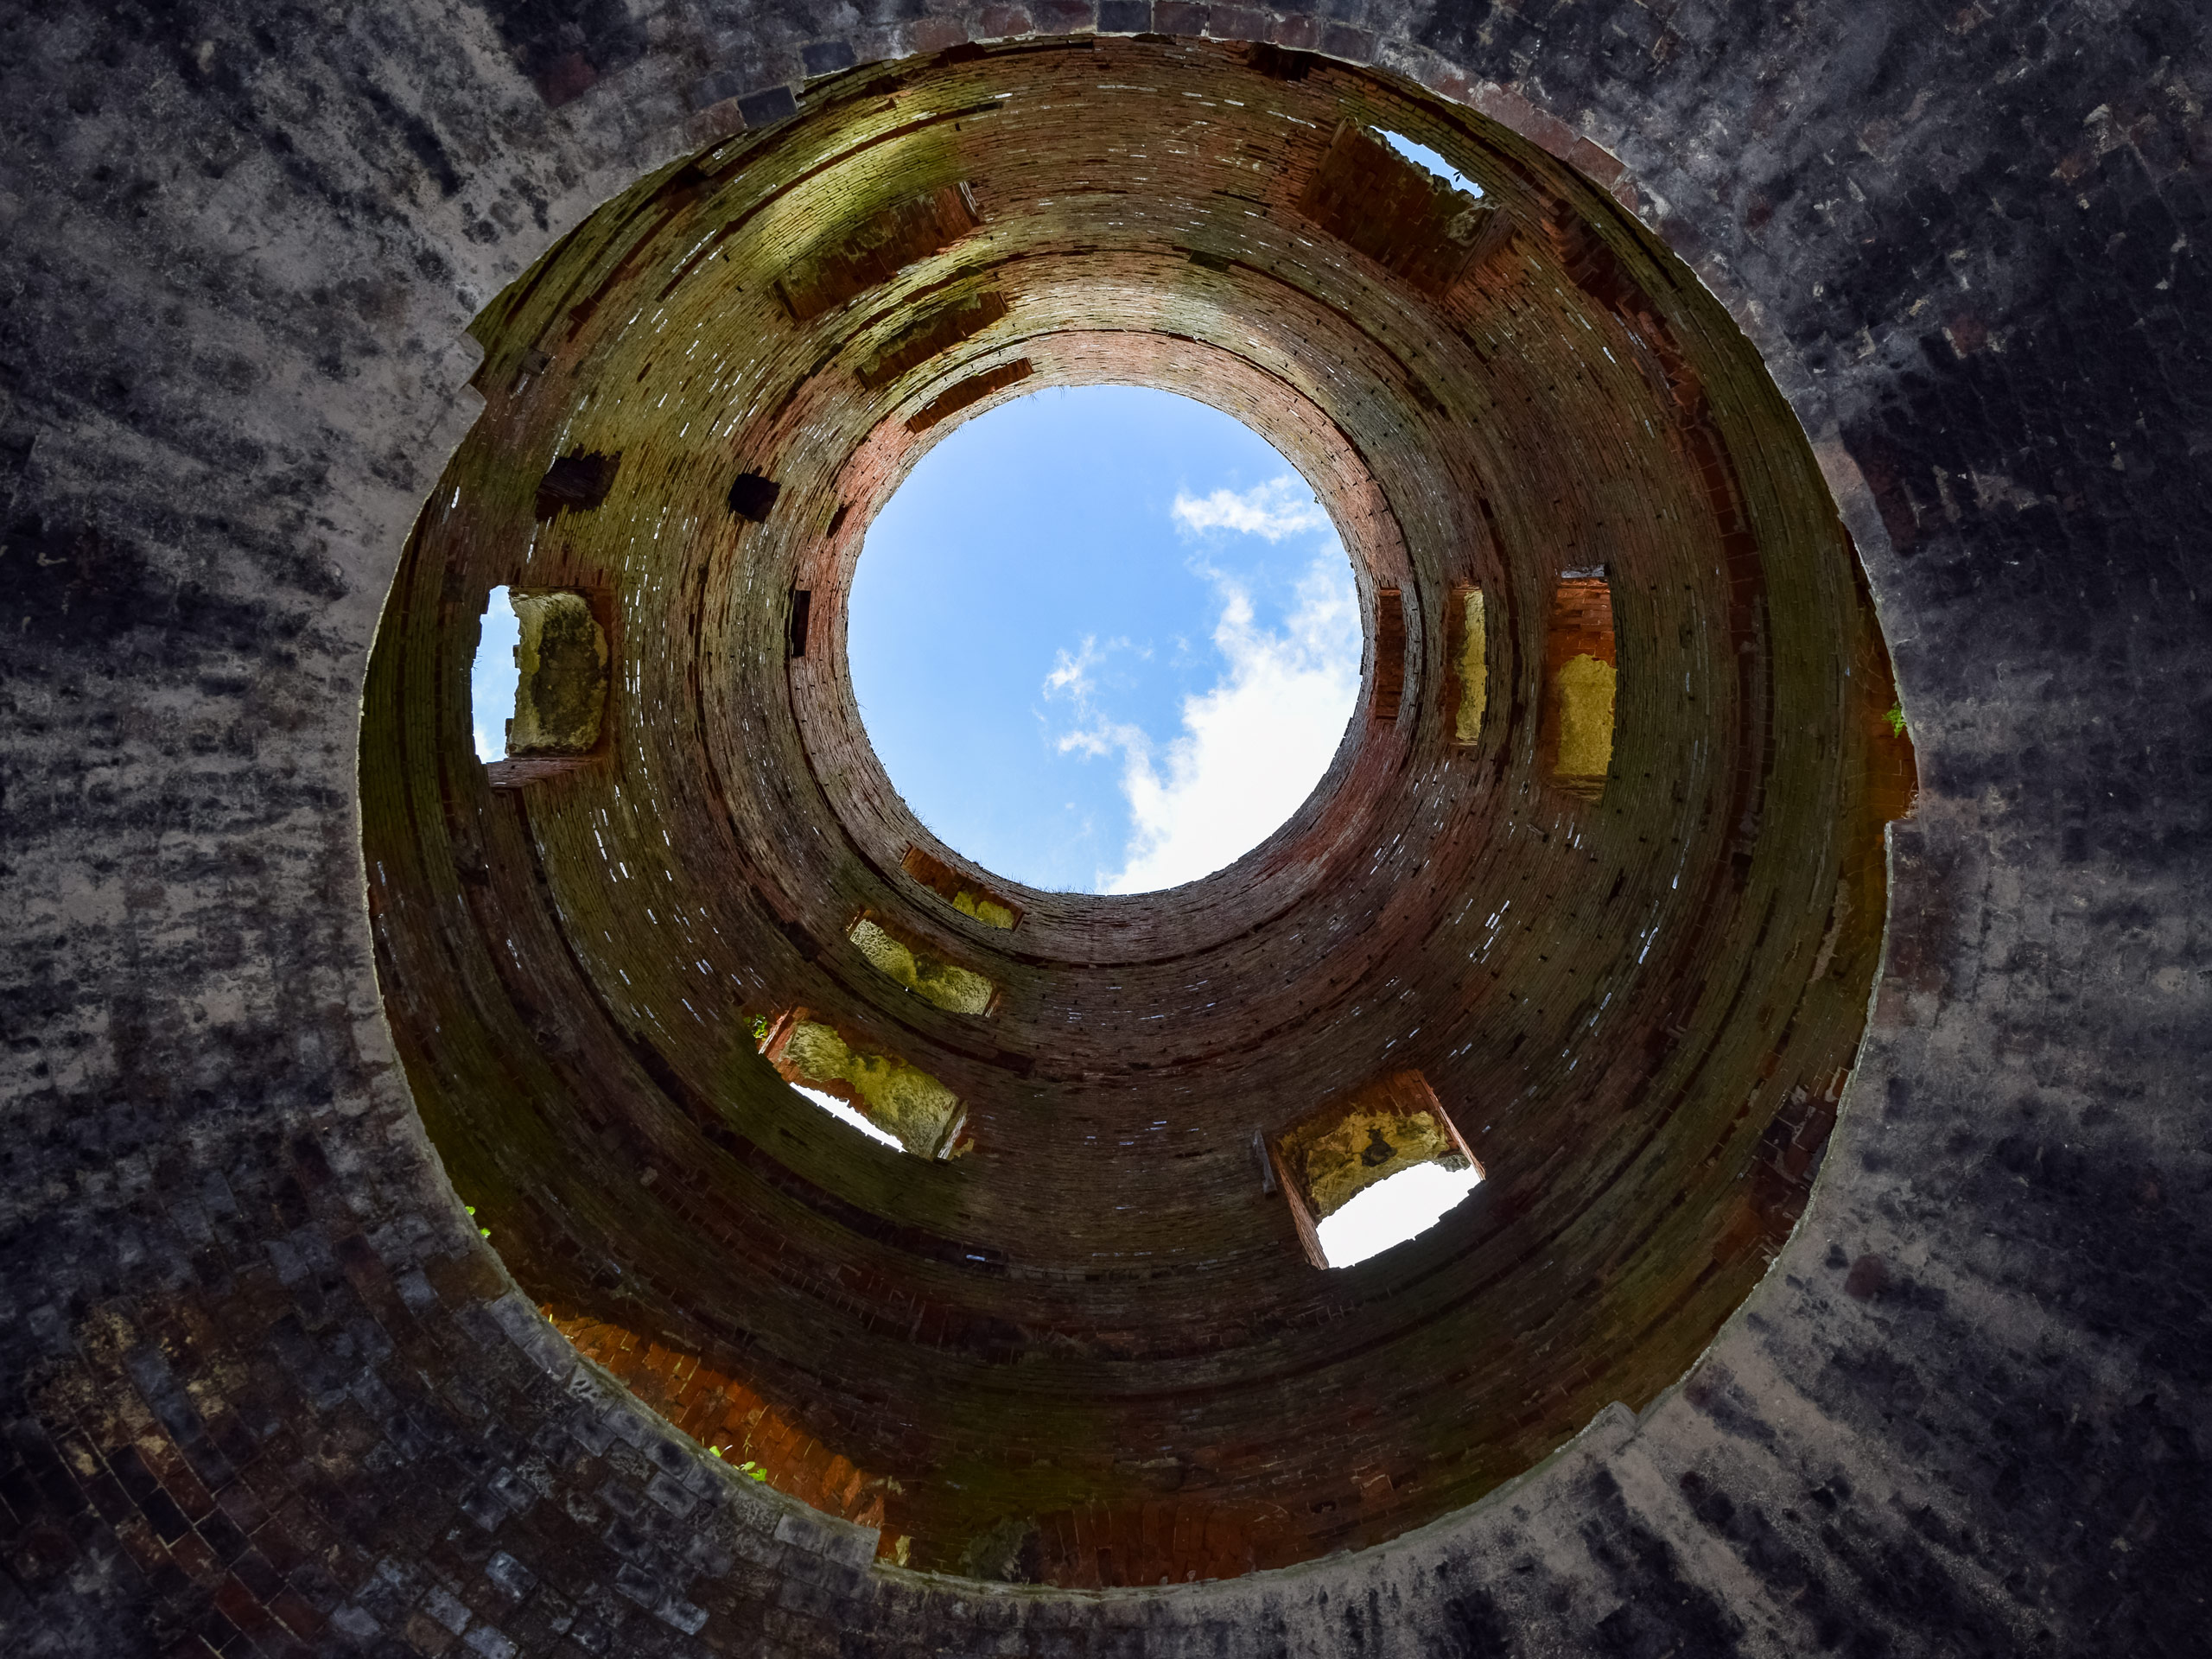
1376;129;1482;197
474;593;520;761
849;385;1359;893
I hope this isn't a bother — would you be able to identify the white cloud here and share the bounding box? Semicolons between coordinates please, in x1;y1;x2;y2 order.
1044;636;1147;761
1095;555;1359;893
1057;718;1144;762
1171;475;1333;541
1045;636;1105;698
1039;471;1359;894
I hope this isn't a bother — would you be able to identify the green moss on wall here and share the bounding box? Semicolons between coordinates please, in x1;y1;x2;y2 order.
849;917;995;1014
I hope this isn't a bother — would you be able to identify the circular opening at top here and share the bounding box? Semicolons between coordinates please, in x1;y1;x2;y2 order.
846;385;1360;894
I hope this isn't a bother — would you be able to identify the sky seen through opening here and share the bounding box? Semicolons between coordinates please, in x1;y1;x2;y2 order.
848;385;1361;894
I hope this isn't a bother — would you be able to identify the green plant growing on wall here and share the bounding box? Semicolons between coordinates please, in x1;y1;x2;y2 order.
1885;703;1907;737
708;1446;770;1482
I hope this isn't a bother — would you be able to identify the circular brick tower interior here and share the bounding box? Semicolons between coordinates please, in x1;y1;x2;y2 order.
5;3;2206;1655
364;41;1910;1586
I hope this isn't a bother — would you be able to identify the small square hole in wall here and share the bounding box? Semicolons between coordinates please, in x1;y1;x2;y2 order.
728;471;783;523
534;449;620;519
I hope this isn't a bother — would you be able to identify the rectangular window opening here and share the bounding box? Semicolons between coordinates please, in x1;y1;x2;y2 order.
901;846;1023;930
775;182;980;323
476;584;613;789
757;1005;969;1159
906;358;1034;434
1374;130;1485;200
848;911;999;1016
858;289;1010;390
787;588;812;658
1297;123;1512;297
1371;587;1407;721
1543;569;1616;801
1268;1071;1484;1268
1452;584;1487;745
